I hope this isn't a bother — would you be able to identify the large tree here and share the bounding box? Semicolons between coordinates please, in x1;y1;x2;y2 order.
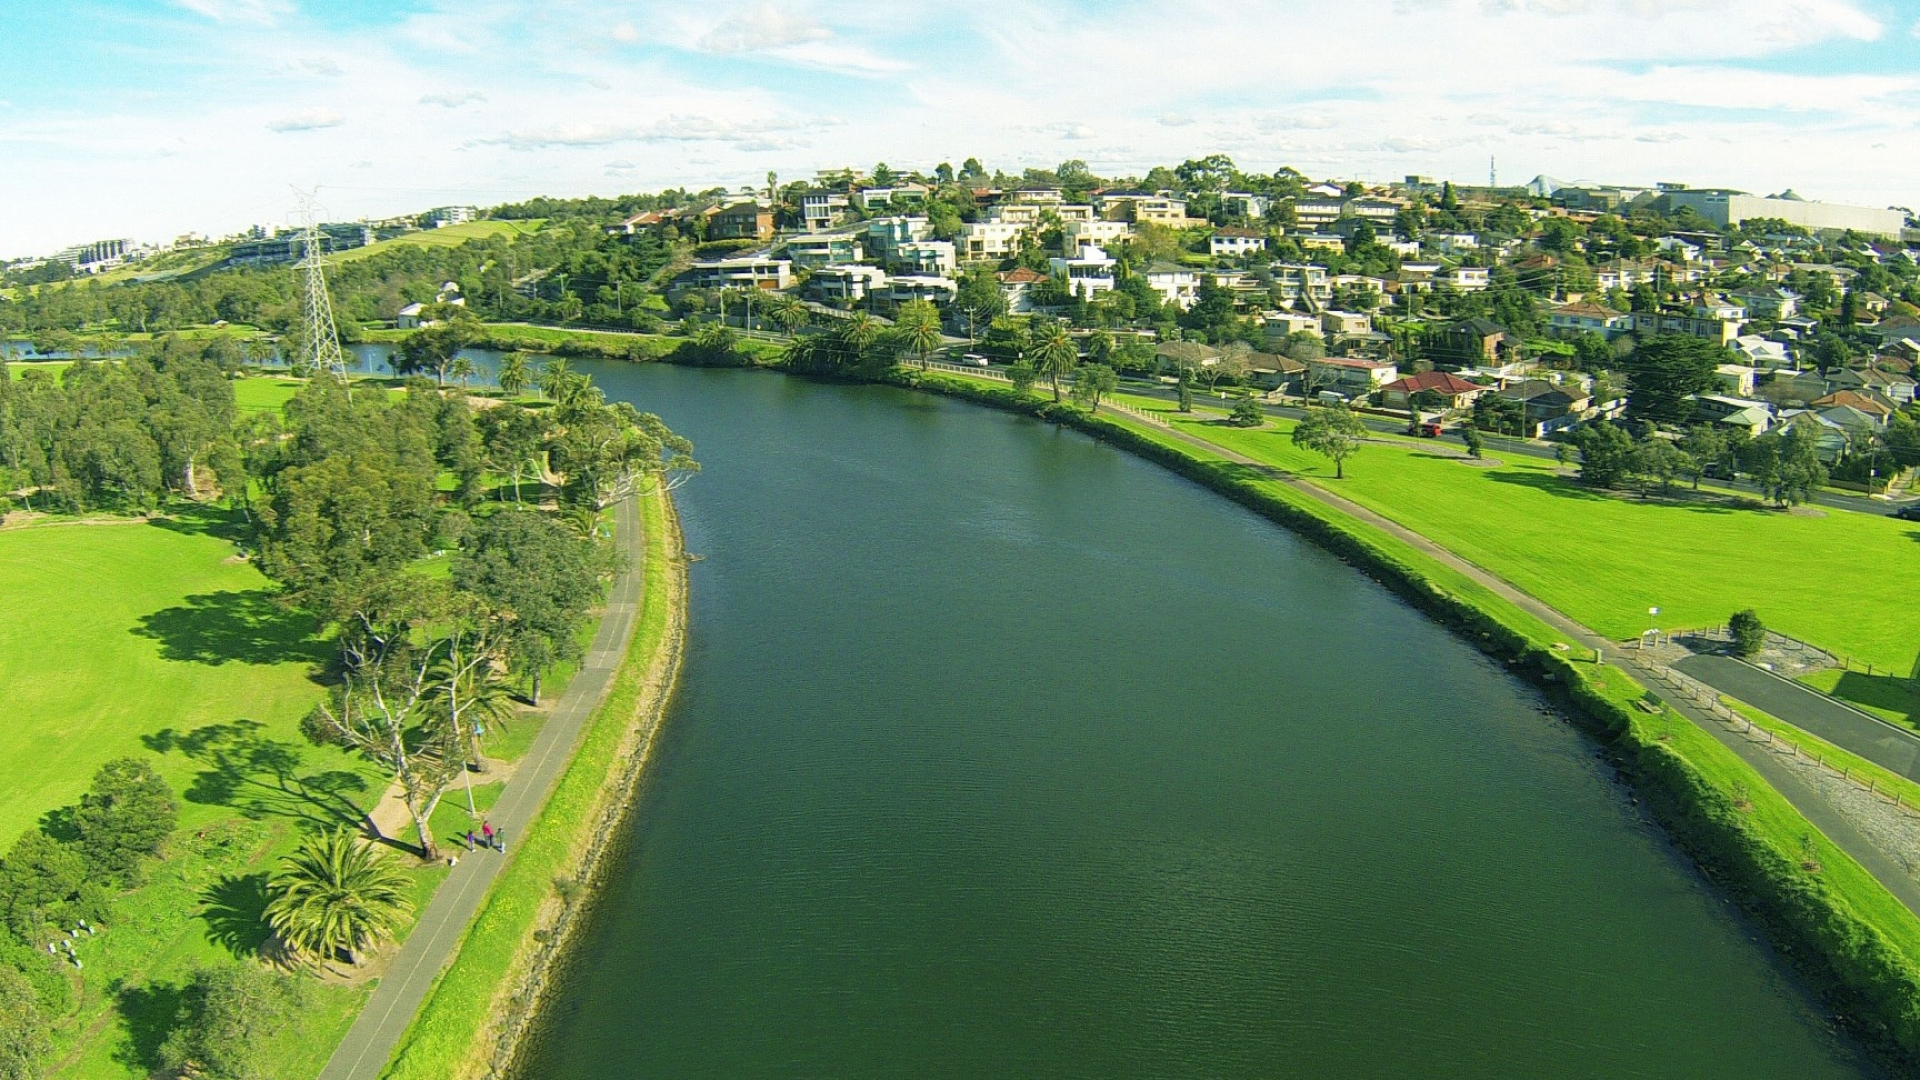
1290;403;1367;478
71;758;177;887
1622;334;1726;425
1029;320;1078;403
454;510;607;705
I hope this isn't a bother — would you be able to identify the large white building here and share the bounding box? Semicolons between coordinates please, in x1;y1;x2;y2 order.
1664;189;1906;239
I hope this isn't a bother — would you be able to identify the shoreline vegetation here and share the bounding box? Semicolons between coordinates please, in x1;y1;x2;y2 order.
377;485;688;1080
887;367;1920;1070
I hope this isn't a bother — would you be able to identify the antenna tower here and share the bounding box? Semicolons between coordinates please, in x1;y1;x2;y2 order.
1489;156;1497;189
293;189;348;380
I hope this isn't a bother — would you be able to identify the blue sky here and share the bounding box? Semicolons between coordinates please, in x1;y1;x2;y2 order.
2;0;1917;257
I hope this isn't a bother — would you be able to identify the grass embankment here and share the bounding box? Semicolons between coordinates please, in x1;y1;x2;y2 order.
906;369;1920;1067
359;321;783;366
326;220;546;265
379;488;685;1080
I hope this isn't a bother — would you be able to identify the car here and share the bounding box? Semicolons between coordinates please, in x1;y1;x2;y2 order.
960;353;990;367
1893;503;1920;522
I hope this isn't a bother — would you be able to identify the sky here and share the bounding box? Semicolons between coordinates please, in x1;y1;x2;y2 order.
2;0;1918;258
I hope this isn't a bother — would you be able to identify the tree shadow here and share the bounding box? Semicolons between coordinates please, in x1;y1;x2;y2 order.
143;721;369;832
1828;670;1920;727
201;872;273;958
1483;470;1612;501
146;502;250;543
133;590;326;666
111;979;185;1076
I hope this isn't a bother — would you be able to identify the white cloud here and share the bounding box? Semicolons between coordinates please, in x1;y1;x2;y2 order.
267;107;344;132
1157;114;1195;127
699;2;831;53
419;90;486;108
482;114;821;149
611;21;641;43
298;56;343;77
172;0;288;26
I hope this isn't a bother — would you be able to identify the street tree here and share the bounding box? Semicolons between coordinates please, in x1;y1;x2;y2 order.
1030;320;1079;403
1290;403;1367;478
1570;421;1636;487
1070;363;1118;410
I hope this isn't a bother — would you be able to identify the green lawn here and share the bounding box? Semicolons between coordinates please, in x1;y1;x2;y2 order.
327;219;544;264
7;360;73;381
1172;415;1920;676
233;374;305;414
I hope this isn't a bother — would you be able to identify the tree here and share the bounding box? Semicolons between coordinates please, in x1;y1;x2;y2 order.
159;963;305;1080
1630;436;1691;497
455;510;606;705
536;357;573;401
263;830;413;967
546;397;696;510
0;965;49;1080
1461;423;1484;459
1729;609;1766;658
766;293;810;336
475;402;548;506
72;758;176;887
1748;423;1827;507
1623;334;1725;424
1291;403;1366;478
1030;320;1078;403
893;300;943;370
1679;425;1729;489
955;271;1006;343
1229;395;1264;427
1069;363;1117;410
495;352;532;399
1570;421;1636;487
1177;370;1194;413
1006;360;1036;395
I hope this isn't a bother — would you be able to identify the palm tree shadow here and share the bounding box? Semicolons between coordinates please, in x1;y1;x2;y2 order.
201;872;273;958
132;590;326;667
143;721;369;833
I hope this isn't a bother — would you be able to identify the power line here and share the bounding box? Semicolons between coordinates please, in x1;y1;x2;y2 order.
293;188;348;381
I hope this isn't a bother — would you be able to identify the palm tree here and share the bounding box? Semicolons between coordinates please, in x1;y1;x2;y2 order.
496;352;530;398
767;294;809;336
264;830;414;968
537;357;573;400
1031;320;1079;402
447;356;476;389
691;322;739;363
836;312;882;372
895;300;943;370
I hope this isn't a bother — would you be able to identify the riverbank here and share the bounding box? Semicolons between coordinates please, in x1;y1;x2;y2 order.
896;368;1920;1070
371;488;689;1080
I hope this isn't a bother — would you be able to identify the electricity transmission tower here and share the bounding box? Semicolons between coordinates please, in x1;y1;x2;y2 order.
292;189;348;380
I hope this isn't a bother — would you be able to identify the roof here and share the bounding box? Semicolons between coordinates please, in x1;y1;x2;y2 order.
1213;227;1265;239
1314;357;1394;369
1553;302;1621;319
1449;317;1506;338
1383;371;1484;396
996;267;1047;284
1810;390;1892;415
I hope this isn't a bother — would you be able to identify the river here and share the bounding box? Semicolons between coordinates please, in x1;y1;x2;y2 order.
516;362;1881;1079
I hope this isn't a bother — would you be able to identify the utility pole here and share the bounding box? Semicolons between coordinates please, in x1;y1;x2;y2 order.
293;188;348;381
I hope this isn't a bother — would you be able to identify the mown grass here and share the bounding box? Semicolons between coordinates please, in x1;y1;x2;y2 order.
1799;668;1920;729
1166;415;1920;676
326;220;545;265
380;488;679;1080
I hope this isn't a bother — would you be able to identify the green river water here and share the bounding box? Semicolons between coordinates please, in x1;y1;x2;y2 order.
516;363;1881;1079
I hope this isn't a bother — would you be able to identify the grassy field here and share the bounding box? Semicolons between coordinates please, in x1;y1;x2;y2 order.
6;360;73;381
327;220;544;265
1155;410;1920;677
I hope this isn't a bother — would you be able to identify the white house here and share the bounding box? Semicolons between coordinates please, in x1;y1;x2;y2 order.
1547;302;1630;338
1223;192;1270;219
1209;228;1267;258
1272;264;1332;305
1446;267;1490;292
809;264;888;303
800;191;851;231
1142;263;1201;310
1049;243;1117;299
1064;219;1134;251
959;220;1024;261
894;240;956;277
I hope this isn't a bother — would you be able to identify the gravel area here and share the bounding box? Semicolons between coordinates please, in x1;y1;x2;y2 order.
1730;721;1920;879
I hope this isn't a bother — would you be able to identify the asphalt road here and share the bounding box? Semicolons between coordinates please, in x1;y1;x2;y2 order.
1676;654;1920;780
316;494;647;1080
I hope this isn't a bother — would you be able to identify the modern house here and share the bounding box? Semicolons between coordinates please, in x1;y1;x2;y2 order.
1307;357;1398;395
1048;243;1117;300
708;201;775;242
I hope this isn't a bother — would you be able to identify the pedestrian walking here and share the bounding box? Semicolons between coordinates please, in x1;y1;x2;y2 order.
481;820;494;850
495;826;507;853
465;829;476;851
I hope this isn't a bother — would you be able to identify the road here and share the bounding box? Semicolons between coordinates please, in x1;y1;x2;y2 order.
1676;654;1920;781
316;494;648;1080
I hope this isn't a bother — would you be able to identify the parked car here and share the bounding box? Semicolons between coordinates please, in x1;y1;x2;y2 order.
961;353;990;367
1893;503;1920;522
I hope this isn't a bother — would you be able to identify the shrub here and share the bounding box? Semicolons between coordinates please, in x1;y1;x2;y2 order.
1729;609;1766;658
1229;396;1264;427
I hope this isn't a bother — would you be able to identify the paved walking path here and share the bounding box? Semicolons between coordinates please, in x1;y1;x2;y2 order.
318;494;648;1080
1113;406;1920;917
1676;654;1920;781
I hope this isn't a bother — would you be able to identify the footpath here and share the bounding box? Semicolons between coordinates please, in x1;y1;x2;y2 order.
317;494;647;1080
1115;406;1920;919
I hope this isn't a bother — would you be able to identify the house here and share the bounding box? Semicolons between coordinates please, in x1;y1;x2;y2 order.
1500;380;1593;434
1142;263;1201;310
1730;285;1802;320
708;201;775;242
808;264;888;303
1714;364;1758;397
894;241;956;277
1777;412;1853;463
1048;243;1117;300
782;233;864;268
996;267;1048;314
1627;309;1742;346
1321;310;1372;337
1732;334;1793;369
1294;198;1345;228
800;191;851;231
882;274;958;305
1548;302;1630;339
1222;192;1270;220
1427;318;1510;367
1381;371;1487;411
865;216;933;261
607;209;680;237
1445;267;1490;292
1307;357;1398;395
1248;354;1307;392
677;255;792;292
1098;192;1189;225
1810;390;1893;427
396;302;428;329
1272;264;1332;305
1063;219;1134;251
1867;317;1920;345
958;220;1025;261
1343;197;1403;229
850;182;930;212
1692;394;1775;434
1262;310;1323;339
1209;227;1267;258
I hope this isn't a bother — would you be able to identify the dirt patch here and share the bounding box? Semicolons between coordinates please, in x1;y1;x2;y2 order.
1786;506;1829;518
1456;456;1503;468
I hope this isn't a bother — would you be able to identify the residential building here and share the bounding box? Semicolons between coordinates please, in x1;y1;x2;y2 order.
958;220;1024;261
1445;267;1490;292
783;233;864;268
1427;317;1510;366
1272;264;1332;305
1499;380;1594;435
424;205;477;227
1209;227;1267;258
1810;390;1894;427
894;241;956;277
678;255;792;291
808;264;888;303
801;191;851;231
1142;263;1200;310
1381;371;1487;411
1222;192;1270;220
1692;394;1775;434
1048;243;1117;300
1321;310;1372;337
709;201;775;242
996;266;1047;314
883;274;958;305
1730;285;1802;320
865;216;934;262
1263;310;1323;339
1731;334;1793;369
1714;364;1758;397
1548;302;1631;339
1294;198;1345;228
851;182;930;212
1307;357;1398;395
1627;308;1742;346
1064;219;1134;251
